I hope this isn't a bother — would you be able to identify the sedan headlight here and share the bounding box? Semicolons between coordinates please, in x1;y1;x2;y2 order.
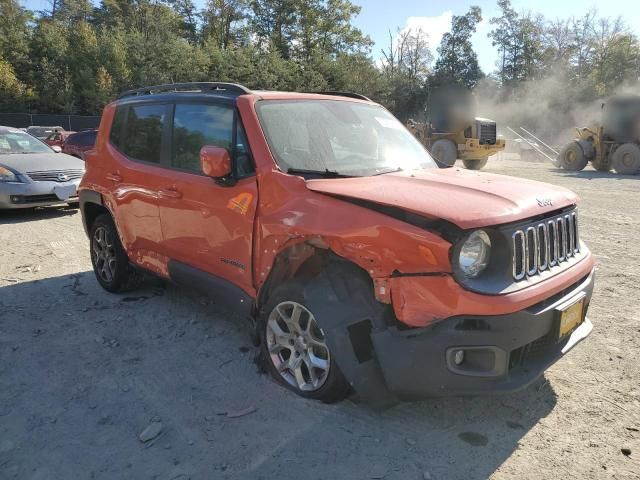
457;230;491;278
0;166;21;183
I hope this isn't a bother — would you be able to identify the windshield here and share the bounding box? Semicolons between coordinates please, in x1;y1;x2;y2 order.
27;126;62;138
256;100;437;176
0;131;53;154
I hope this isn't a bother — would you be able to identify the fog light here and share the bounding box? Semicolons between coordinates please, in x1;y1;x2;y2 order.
10;195;22;203
454;349;465;365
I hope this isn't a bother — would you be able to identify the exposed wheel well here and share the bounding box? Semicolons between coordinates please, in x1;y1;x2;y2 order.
256;242;373;313
82;201;110;234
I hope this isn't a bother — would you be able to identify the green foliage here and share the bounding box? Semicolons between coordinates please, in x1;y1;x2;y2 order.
0;0;639;120
489;2;640;99
432;6;484;89
0;57;27;111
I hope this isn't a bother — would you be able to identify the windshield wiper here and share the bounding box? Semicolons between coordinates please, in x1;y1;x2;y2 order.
287;168;352;178
371;167;403;176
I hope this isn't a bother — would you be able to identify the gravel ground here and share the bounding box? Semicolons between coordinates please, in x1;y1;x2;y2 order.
0;158;639;480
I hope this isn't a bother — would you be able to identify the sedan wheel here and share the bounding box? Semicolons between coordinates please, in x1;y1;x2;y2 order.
266;301;330;392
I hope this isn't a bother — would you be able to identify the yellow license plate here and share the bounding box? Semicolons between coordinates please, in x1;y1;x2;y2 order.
559;298;585;337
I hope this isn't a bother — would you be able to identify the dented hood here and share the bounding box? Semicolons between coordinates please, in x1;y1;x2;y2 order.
306;168;579;229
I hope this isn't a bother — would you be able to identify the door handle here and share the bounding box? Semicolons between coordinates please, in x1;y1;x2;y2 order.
106;173;122;182
158;187;183;199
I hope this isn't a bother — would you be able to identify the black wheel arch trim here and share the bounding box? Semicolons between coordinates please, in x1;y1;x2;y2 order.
79;189;105;235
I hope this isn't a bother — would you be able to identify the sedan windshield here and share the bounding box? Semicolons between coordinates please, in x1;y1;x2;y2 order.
0;131;53;154
256;100;436;176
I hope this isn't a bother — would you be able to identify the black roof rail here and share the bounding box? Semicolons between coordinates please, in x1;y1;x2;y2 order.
118;82;251;99
313;91;371;101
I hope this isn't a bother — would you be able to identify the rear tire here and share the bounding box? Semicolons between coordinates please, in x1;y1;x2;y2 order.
462;158;488;170
89;213;143;293
258;280;351;403
558;142;588;171
611;143;640;175
430;139;457;167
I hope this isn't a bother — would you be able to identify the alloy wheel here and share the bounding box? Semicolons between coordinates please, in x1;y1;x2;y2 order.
266;301;330;392
92;226;117;283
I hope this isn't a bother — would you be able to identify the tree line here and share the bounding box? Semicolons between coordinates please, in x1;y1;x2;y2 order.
1;0;639;121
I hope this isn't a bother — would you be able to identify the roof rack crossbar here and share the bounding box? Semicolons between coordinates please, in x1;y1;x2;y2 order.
313;91;371;101
118;82;251;99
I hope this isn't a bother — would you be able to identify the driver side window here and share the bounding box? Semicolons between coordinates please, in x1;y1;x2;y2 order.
171;103;255;176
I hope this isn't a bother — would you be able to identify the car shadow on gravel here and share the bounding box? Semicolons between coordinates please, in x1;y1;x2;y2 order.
0;272;557;480
0;205;80;224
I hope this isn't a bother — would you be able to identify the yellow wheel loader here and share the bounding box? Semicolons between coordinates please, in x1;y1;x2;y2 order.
406;87;505;170
558;95;640;175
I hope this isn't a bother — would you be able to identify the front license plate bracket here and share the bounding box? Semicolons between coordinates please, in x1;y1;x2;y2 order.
556;293;586;340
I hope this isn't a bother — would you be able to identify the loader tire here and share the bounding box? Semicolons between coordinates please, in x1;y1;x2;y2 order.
430;139;457;167
462;158;488;170
612;143;640;175
558;142;588;171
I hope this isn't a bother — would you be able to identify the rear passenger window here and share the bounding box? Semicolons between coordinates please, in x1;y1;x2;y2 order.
121;104;167;163
172;104;233;172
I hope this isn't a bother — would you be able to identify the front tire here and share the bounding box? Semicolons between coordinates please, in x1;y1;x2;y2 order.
462;158;488;170
259;281;350;403
90;213;142;293
558;142;588;171
430;139;457;167
611;143;640;175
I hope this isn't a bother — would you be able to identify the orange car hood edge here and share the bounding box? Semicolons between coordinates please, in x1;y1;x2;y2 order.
306;168;579;229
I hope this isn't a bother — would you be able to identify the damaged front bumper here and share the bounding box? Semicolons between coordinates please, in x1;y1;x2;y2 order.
371;272;594;401
327;271;595;408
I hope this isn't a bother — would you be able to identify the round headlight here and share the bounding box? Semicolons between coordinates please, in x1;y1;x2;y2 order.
458;230;491;278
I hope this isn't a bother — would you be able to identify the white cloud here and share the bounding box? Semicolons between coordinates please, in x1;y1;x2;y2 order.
392;10;499;74
399;11;453;53
472;18;499;75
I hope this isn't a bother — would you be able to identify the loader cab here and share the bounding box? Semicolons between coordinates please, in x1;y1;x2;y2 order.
602;95;640;144
428;86;476;134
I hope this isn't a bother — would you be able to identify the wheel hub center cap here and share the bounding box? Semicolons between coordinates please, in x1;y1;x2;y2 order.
295;335;307;350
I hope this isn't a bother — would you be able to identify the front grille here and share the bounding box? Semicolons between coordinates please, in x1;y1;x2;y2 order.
23;194;60;203
512;211;579;281
478;122;496;145
27;169;84;182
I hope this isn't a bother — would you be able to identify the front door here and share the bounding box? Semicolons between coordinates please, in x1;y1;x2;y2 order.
157;101;258;295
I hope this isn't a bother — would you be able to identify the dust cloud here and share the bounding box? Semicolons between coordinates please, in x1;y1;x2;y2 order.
473;74;639;147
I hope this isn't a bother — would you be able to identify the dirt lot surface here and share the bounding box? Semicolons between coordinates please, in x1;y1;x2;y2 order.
1;158;639;479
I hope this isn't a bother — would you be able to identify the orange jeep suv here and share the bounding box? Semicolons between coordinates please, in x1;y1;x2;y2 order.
79;82;595;406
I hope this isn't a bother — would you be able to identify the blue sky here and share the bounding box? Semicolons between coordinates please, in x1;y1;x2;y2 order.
19;0;640;74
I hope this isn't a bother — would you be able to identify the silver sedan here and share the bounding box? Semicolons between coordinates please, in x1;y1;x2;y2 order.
0;126;85;209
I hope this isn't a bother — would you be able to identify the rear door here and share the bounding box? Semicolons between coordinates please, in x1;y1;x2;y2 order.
157;100;258;295
107;102;173;276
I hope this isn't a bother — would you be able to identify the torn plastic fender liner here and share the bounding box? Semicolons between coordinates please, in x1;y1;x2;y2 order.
300;263;399;409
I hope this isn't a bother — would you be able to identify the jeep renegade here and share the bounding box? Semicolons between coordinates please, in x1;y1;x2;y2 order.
79;82;595;405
